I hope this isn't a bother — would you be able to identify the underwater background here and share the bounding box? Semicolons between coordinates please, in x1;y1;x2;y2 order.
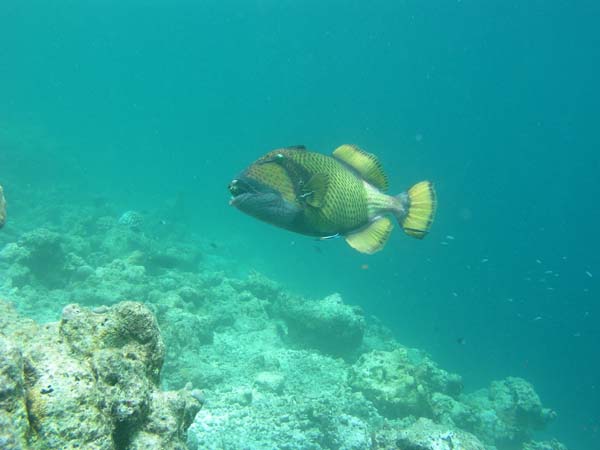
0;1;598;449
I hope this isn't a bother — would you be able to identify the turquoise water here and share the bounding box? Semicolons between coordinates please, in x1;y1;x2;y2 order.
1;1;598;448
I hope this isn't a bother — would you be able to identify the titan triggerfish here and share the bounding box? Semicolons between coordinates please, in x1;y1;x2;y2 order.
228;145;436;254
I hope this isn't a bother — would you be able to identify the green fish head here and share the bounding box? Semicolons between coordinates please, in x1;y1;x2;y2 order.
228;160;301;229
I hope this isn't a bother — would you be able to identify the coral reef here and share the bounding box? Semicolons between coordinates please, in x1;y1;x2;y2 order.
272;292;366;357
463;377;557;447
374;417;486;450
0;228;69;288
349;348;462;418
522;440;569;450
0;210;569;450
0;299;202;450
0;184;6;228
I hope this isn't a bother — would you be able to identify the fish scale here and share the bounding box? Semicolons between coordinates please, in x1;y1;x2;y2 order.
284;150;370;234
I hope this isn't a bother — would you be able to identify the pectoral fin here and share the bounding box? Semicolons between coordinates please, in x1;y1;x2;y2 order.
345;216;393;254
301;173;329;208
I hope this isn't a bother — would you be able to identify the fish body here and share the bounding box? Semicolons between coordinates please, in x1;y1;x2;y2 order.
229;145;435;254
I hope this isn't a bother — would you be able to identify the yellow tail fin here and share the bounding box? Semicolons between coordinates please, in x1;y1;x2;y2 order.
400;181;436;239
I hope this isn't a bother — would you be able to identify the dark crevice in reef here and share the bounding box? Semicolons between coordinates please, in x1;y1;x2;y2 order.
112;420;133;450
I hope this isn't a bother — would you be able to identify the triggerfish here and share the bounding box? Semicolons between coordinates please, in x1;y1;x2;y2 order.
228;145;436;254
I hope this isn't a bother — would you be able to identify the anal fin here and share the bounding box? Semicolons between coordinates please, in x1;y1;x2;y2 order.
345;216;393;254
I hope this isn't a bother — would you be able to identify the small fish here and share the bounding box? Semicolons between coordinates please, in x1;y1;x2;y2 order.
445;235;455;240
0;184;6;228
456;337;466;345
360;264;369;270
481;258;489;263
228;145;436;254
585;270;593;278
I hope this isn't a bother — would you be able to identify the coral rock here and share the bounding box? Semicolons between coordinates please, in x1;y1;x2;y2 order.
350;348;463;419
274;293;365;357
464;376;556;447
395;418;486;450
0;336;29;449
0;299;202;450
0;184;6;228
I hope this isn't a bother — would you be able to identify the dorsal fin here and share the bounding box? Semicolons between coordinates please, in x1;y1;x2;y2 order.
332;144;389;191
301;173;329;208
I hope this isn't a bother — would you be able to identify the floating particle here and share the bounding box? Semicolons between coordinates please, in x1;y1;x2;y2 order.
544;270;553;274
360;264;369;270
446;235;455;240
546;287;555;291
481;258;489;263
506;298;514;303
585;270;593;278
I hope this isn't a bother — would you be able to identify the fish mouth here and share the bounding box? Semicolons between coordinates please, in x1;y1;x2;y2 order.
227;176;286;214
228;178;257;206
228;175;302;229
